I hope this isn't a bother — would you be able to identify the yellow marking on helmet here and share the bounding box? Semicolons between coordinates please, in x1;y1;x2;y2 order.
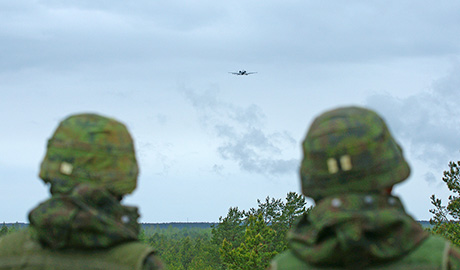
340;155;353;171
327;158;339;174
60;162;73;175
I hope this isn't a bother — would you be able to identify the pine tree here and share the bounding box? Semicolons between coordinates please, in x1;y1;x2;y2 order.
0;223;8;238
216;192;309;269
430;161;460;246
220;214;277;270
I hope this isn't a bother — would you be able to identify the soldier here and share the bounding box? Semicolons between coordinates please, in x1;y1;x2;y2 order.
269;106;460;269
0;114;164;270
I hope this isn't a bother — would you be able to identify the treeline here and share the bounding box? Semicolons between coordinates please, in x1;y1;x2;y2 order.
141;222;217;230
0;222;216;230
0;223;22;238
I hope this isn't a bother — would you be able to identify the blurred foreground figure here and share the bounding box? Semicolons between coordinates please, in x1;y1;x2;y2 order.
0;114;164;270
269;106;460;269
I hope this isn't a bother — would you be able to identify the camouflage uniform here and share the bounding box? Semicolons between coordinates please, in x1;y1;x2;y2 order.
269;107;460;269
0;114;165;270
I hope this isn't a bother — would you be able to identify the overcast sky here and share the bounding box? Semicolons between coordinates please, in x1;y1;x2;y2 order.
1;1;460;223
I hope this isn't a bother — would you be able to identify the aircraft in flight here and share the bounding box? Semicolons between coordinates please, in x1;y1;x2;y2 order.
229;70;257;76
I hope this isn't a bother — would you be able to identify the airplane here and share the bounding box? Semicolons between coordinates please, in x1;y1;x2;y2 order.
229;70;257;76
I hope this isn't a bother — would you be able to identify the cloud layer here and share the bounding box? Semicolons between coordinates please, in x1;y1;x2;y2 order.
2;1;460;73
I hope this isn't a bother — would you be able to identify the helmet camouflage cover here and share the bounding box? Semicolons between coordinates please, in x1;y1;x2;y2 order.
300;106;410;200
39;113;139;196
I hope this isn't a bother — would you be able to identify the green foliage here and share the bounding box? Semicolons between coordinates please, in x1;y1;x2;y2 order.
430;161;460;246
215;192;309;269
140;192;309;269
245;192;308;251
0;223;8;238
142;226;220;270
0;222;22;238
212;207;245;248
220;214;277;270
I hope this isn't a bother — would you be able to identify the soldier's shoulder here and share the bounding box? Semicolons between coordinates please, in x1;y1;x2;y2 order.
446;240;460;269
142;253;166;270
385;234;455;268
401;235;460;270
269;250;310;270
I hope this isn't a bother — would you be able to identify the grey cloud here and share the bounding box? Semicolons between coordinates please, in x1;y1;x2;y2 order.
423;172;437;185
36;0;226;29
0;1;226;71
217;127;282;163
156;114;168;125
2;1;460;73
246;1;460;63
183;88;297;175
137;141;175;176
366;64;460;169
212;164;224;175
232;104;265;128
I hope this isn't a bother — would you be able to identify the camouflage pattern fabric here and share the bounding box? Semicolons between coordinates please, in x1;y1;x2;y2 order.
286;193;428;268
39;113;138;196
0;228;164;270
28;183;140;249
300;107;410;200
446;245;460;269
269;234;460;270
143;254;167;270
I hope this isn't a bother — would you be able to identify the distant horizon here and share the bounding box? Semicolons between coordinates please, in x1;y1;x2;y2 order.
0;220;434;231
1;220;433;225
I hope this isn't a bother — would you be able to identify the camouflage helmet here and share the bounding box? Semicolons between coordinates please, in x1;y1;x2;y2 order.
39;113;139;196
300;106;410;200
